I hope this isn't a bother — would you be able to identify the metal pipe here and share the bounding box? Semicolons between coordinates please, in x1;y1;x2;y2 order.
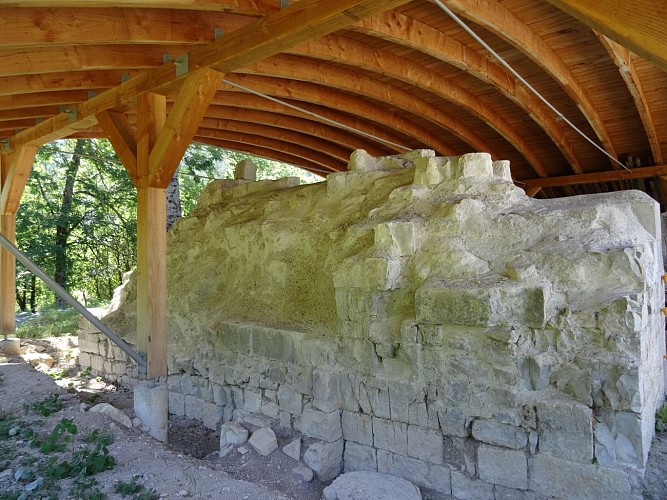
0;233;146;371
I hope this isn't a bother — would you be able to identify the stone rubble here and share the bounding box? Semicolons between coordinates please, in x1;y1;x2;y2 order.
79;150;666;499
248;427;278;456
323;471;422;500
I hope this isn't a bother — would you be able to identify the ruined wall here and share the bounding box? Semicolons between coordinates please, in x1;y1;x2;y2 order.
79;150;665;499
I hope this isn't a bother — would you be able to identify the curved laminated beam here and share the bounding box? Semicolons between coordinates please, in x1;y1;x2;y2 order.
597;35;662;164
198;121;353;163
238;59;498;157
196;137;333;176
352;12;581;173
289;36;551;176
220;75;455;155
196;127;347;172
546;0;667;73
444;0;618;167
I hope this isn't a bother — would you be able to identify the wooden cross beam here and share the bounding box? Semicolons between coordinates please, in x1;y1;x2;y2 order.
522;164;667;189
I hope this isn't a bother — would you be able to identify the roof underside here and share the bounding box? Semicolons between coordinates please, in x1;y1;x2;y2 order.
1;0;666;204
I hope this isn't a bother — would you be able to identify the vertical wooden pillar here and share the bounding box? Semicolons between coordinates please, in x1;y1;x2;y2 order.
136;93;167;378
0;214;15;339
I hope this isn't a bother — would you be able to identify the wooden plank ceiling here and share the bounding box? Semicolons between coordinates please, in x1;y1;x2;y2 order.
0;0;666;204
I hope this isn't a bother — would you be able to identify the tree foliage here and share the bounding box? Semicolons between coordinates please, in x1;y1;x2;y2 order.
15;140;323;310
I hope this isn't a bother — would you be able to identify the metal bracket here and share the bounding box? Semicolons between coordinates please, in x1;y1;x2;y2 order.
121;73;130;83
35;117;43;125
87;90;96;99
0;138;10;153
174;53;189;77
59;105;77;122
162;53;172;64
214;27;224;40
280;0;290;8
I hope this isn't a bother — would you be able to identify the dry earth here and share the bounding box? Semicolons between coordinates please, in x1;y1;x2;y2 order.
1;336;666;499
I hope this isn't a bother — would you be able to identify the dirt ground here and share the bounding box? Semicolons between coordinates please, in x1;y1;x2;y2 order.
1;336;667;499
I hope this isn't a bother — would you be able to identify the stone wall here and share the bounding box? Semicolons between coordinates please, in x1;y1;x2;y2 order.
79;150;666;499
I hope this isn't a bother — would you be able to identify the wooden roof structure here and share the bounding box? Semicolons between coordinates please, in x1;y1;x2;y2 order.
0;0;666;380
0;0;666;203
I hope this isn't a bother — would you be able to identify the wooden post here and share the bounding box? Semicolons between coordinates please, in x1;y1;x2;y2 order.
136;92;167;378
0;214;15;339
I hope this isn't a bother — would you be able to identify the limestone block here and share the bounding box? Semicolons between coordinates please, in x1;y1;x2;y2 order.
346;149;428;172
313;370;342;412
471;420;527;449
389;383;421;423
341;410;373;446
520;354;555;391
450;471;494;500
327;170;396;198
278;385;303;416
494;485;537;500
248;427;278;456
478;445;527;490
452;153;493;178
260;401;280;419
368;386;391;419
377;450;451;493
340;375;360;412
249;325;306;366
282;437;301;461
373;417;408;455
415;278;545;328
212;383;230;406
219;422;249;448
323;471;422;500
89;403;132;428
529;454;634;499
231;177;299;198
292;464;314;482
303;439;344;482
279;411;291;428
407;425;443;464
185;396;221;430
414;156;453;186
297;408;342;442
374;221;417;257
78;351;92;368
243;389;262;413
333;257;403;291
169;392;186;418
537;400;593;463
492;160;512;181
343;442;377;472
234;159;257;181
597;409;647;468
437;407;470;438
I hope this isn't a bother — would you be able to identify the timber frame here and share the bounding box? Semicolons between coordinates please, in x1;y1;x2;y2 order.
0;0;665;377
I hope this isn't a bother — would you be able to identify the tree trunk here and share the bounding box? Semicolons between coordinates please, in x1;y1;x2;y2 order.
16;278;26;312
54;139;83;308
166;171;182;231
29;274;36;313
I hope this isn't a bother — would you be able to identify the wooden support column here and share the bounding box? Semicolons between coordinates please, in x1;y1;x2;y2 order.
0;213;15;339
136;92;167;378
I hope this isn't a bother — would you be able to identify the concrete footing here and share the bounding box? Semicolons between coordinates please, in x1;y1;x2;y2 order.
0;338;20;356
134;379;168;442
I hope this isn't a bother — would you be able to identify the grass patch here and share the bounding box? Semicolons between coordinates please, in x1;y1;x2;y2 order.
16;308;79;339
26;394;62;417
115;476;159;500
656;402;667;431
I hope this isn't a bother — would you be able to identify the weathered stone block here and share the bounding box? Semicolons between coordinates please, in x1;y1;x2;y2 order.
529;454;633;499
168;391;185;416
478;445;527;490
492;160;512;181
415;278;545;328
234;159;257;181
303;439;344;482
219;421;248;447
248;427;278;456
278;385;303;415
373;417;408;455
471;420;527;449
343;442;377;472
374;221;417;257
243;389;262;413
451;471;494;500
297;408;342;442
185;395;221;430
341;410;373;446
368;386;391;419
453;153;493;178
313;370;342;412
377;450;451;493
537;400;593;463
407;425;443;464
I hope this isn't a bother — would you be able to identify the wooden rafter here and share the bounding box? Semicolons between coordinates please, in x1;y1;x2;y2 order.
546;0;667;73
352;12;582;173
96;110;138;180
4;0;412;155
522;164;667;190
597;35;662;165
446;0;619;167
1;1;276;15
